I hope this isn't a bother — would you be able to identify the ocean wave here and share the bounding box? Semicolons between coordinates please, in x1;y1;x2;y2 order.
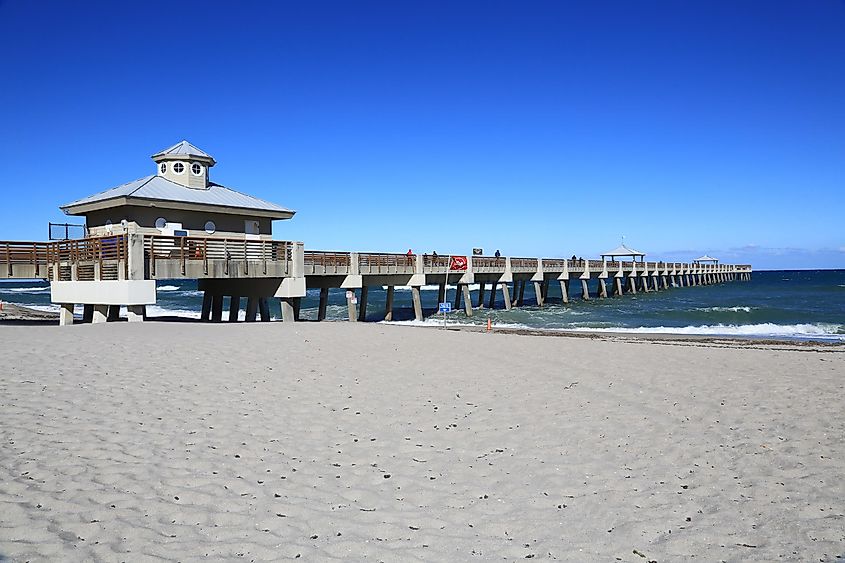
1;286;50;294
570;323;844;341
144;304;278;322
156;285;182;292
385;284;482;292
695;306;753;313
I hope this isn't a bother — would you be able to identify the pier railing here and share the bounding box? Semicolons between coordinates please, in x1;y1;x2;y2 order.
303;251;353;275
0;236;128;280
0;234;753;284
144;235;293;278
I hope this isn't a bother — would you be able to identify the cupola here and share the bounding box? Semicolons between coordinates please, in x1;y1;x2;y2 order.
151;140;216;189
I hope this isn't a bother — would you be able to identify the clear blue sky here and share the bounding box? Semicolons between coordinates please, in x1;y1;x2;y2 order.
1;1;843;269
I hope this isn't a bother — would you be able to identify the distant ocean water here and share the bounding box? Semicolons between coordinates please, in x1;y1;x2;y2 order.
2;270;843;342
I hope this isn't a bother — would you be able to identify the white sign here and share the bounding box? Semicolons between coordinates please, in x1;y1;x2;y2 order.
438;302;452;313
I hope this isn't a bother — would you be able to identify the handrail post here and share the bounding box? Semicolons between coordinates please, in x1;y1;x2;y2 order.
180;236;186;275
203;238;208;275
224;239;229;276
244;239;248;275
150;235;156;277
262;240;267;275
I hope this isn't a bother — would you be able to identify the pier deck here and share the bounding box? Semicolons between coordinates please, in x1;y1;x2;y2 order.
0;233;752;325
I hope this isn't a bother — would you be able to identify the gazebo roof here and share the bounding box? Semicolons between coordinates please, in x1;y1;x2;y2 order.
694;255;719;262
151;140;216;164
600;243;645;257
60;175;294;219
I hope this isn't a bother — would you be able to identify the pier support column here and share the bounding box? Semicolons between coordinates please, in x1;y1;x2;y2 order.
559;280;569;304
82;304;94;323
245;297;258;322
280;298;296;323
454;284;463;311
641;277;650;292
358;286;369;322
384;286;395;321
437;283;446;306
598;278;608;298
477;282;486;308
258;297;271;321
59;303;74;326
581;279;590;300
228;296;241;322
107;305;120;322
487;283;497;308
211;295;224;322
318;288;329;321
92;304;108;324
662;276;669;289
501;283;512;310
542;280;550;302
411;286;423;321
127;305;144;323
614;278;623;296
517;281;526;306
534;281;545;306
462;284;473;317
346;290;358;322
627;277;637;294
201;293;212;321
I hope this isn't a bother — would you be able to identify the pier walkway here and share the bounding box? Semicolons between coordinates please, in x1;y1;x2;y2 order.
0;233;752;325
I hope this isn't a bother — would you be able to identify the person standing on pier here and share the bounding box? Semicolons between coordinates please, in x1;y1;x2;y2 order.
495;249;501;258
406;248;414;266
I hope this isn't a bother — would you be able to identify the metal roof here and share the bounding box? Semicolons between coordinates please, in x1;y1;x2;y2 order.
61;175;294;217
151;140;215;162
694;255;719;262
600;243;645;257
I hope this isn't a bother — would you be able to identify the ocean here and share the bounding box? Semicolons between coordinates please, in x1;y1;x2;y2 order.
2;270;843;341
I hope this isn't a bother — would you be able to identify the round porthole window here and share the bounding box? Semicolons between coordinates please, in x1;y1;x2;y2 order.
204;221;216;234
155;217;167;230
173;162;185;174
191;162;203;175
160;163;167;174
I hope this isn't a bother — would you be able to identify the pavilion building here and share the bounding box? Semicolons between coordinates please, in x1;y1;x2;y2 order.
61;141;295;239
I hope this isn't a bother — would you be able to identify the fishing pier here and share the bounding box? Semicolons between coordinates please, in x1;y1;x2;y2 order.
0;233;752;325
0;140;752;325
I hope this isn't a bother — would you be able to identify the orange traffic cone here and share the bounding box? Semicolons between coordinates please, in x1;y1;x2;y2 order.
486;317;492;333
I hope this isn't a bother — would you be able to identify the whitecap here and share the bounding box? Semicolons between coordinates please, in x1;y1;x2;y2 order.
156;285;182;292
695;306;753;313
1;286;50;294
568;323;844;341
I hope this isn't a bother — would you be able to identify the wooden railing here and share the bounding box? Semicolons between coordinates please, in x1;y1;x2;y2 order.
472;256;506;269
1;241;52;277
304;251;352;268
359;252;414;269
145;235;291;277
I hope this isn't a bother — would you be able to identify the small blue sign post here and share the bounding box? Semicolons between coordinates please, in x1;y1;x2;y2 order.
438;302;451;328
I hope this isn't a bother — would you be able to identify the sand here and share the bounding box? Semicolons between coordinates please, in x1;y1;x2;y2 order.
0;322;843;562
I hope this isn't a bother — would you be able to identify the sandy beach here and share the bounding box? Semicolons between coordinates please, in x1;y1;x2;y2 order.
1;322;843;561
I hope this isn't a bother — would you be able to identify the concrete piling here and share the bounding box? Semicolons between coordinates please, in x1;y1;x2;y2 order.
346;290;358;322
501;283;512;310
228;295;240;322
318;288;329;321
358;286;369;322
411;286;423;321
384;285;395;321
462;284;472;316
